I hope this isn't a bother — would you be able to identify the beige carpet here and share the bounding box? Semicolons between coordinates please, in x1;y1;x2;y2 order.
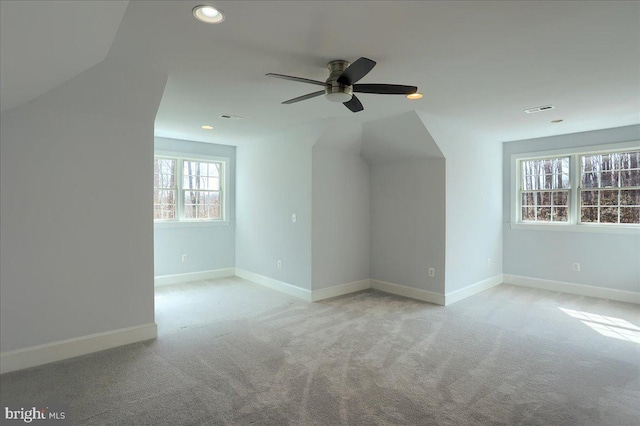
1;277;639;425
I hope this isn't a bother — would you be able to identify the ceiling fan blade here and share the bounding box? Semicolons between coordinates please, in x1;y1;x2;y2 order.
337;57;376;85
343;95;364;112
353;84;418;95
266;73;327;87
282;90;325;104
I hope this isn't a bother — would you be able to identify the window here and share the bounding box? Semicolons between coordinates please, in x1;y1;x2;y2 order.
579;151;640;224
154;155;228;222
153;158;176;220
515;146;640;228
520;157;570;223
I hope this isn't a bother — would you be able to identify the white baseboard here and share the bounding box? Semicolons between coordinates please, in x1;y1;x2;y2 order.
311;279;371;302
444;274;504;306
154;268;235;286
503;274;640;305
235;268;312;301
370;279;446;305
0;323;157;374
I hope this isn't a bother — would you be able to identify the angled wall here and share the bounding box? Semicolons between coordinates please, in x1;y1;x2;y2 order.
364;112;447;298
312;120;370;291
416;112;503;295
235;123;324;291
0;59;167;360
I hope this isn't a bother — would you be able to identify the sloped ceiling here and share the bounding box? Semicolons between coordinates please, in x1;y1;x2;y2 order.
0;0;129;112
362;112;443;165
2;1;639;145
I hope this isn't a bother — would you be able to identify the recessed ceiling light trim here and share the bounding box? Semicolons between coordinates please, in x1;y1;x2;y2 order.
524;105;555;114
201;125;214;130
193;5;225;24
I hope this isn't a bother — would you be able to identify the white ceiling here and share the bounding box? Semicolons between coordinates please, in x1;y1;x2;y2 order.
2;1;639;145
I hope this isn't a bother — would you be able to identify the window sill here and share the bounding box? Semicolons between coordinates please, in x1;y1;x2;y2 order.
154;220;231;229
509;222;640;234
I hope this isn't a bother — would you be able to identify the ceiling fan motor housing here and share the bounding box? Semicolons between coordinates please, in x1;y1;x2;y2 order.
325;60;353;102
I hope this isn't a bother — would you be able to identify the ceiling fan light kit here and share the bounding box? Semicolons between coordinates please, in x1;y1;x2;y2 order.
266;57;417;113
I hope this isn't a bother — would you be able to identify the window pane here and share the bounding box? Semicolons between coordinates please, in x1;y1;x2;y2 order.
581;171;599;188
522;207;536;221
620;207;640;224
600;171;615;187
522;193;535;206
581;190;598;206
621;170;640;187
153;158;175;190
600;207;618;223
600;190;618;206
552;207;568;222
520;157;570;223
536;192;551;206
154;206;163;220
551;173;570;189
184;204;195;219
184;160;222;190
582;151;640;190
522;175;535;190
621;189;640;206
581;207;598;223
601;154;614;171
553;191;568;206
536;207;551;221
182;190;221;220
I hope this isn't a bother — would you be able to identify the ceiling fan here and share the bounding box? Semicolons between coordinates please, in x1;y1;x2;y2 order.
266;57;417;113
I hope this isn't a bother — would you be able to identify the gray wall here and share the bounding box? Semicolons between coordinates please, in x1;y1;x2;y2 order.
0;59;166;352
153;137;236;277
312;121;370;290
417;112;504;293
235;123;324;290
370;159;446;293
503;125;640;292
361;112;446;293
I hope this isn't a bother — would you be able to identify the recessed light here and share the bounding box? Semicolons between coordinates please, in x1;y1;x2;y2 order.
551;119;564;123
201;125;214;130
193;5;225;24
406;92;423;100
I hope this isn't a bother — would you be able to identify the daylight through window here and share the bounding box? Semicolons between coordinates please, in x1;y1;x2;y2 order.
154;156;226;222
521;157;570;222
580;151;640;224
517;148;640;226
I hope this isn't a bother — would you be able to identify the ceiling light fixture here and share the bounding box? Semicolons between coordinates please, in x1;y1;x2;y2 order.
406;92;423;100
193;5;225;24
201;125;214;130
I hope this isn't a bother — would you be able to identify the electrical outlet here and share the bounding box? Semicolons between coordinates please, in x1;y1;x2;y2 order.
292;214;297;223
572;262;580;272
181;254;188;263
428;267;435;277
277;260;282;269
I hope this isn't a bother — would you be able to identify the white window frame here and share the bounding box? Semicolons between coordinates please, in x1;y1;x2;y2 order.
154;151;230;227
510;141;640;234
